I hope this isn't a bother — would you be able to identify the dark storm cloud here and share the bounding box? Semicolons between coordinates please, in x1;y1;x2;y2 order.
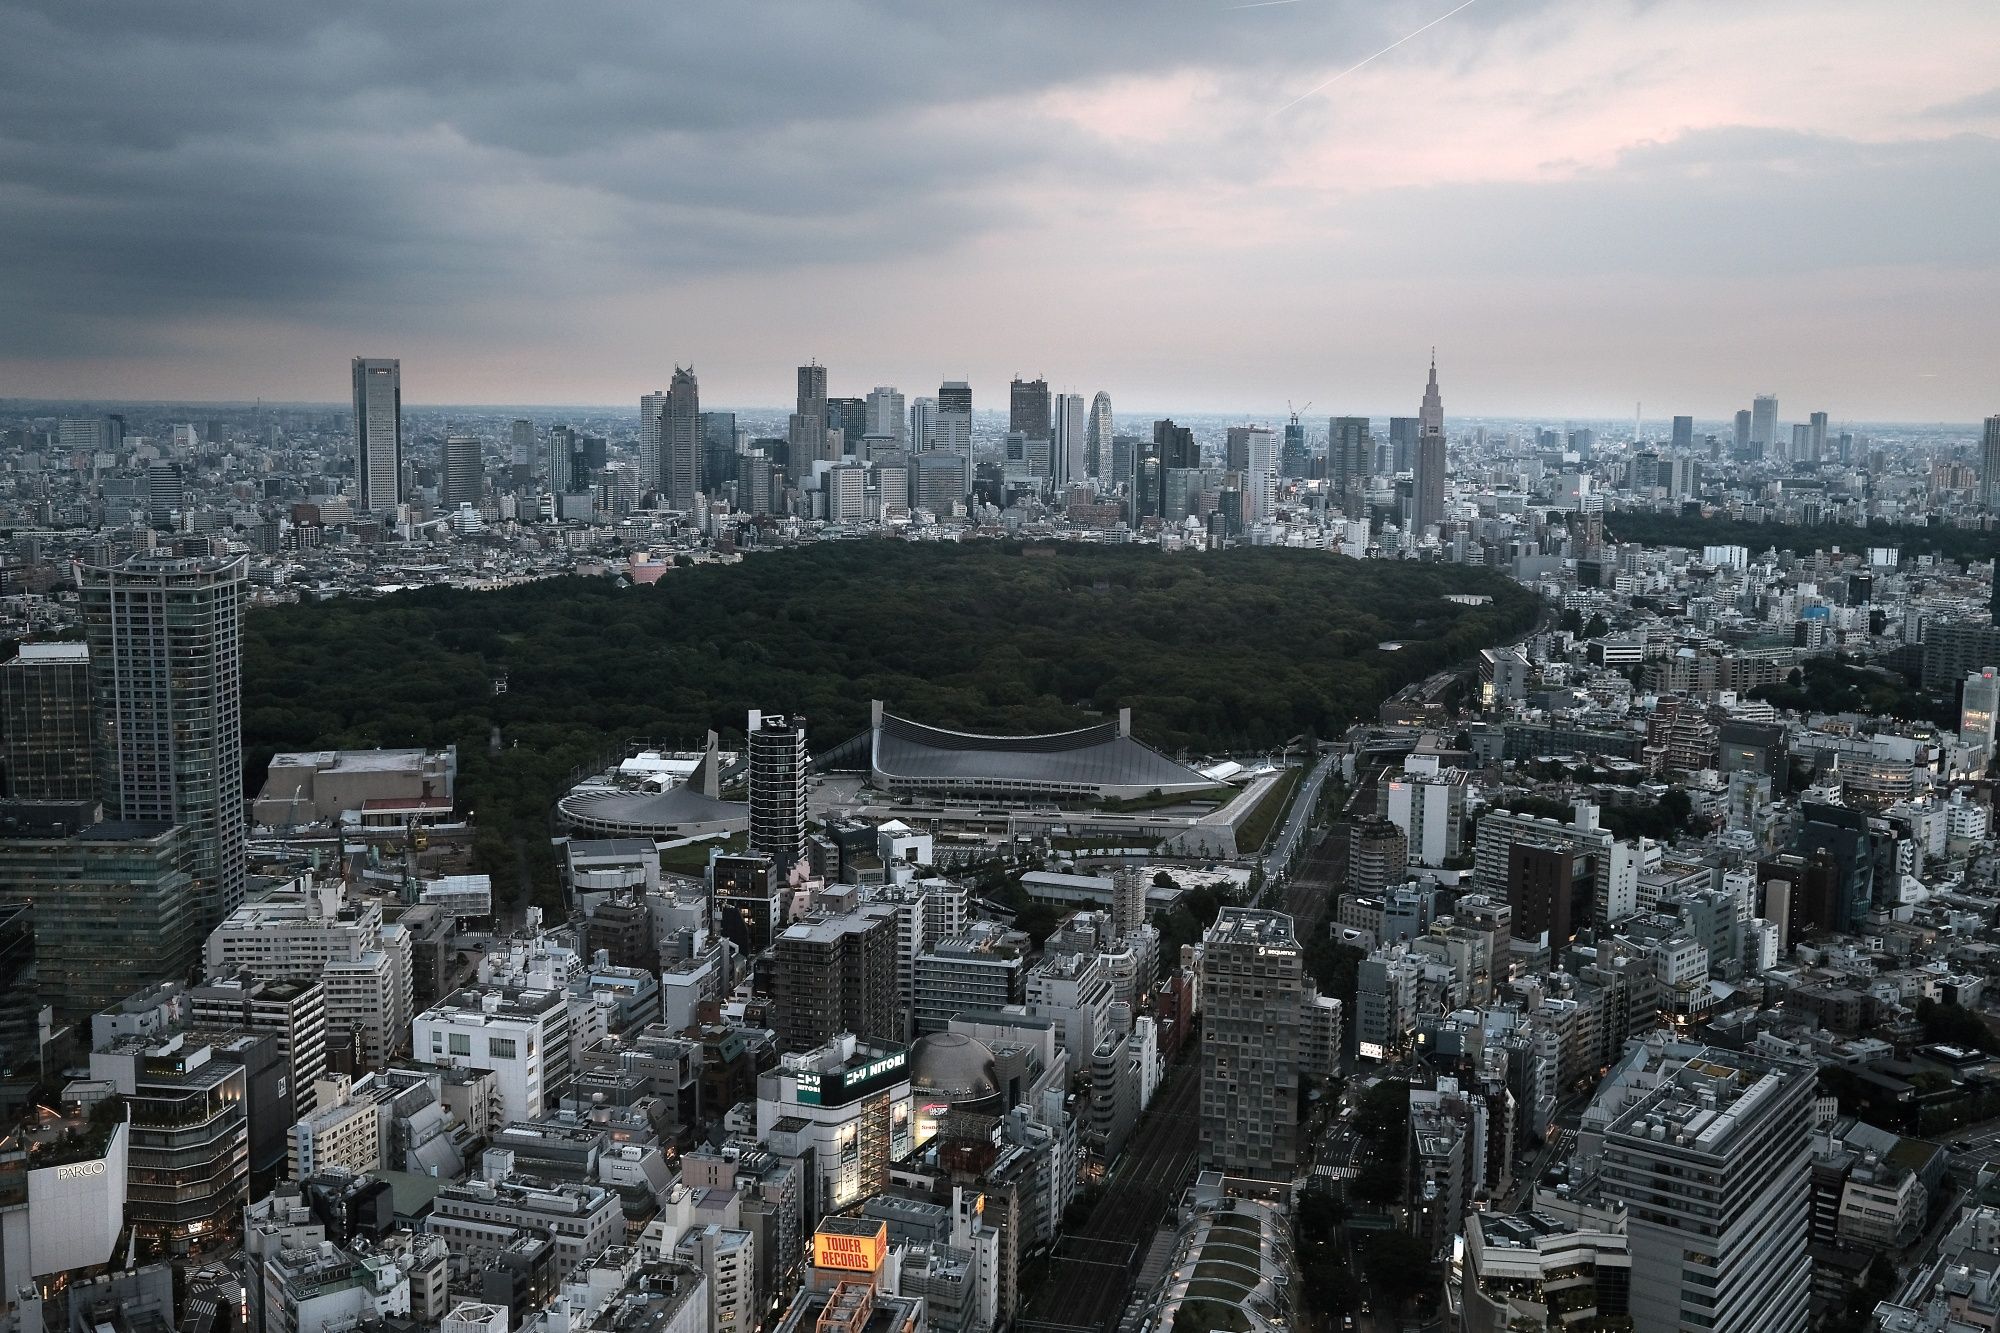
2;0;1479;354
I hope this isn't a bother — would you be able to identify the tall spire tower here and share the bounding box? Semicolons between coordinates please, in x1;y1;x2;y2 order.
1412;350;1446;536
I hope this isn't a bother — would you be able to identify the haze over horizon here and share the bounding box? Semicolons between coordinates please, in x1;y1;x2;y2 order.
3;0;1996;419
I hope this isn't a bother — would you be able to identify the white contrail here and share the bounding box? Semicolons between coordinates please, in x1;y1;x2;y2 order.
1271;0;1483;115
1231;0;1304;9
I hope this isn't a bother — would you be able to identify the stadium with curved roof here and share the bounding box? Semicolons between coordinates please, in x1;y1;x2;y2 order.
864;701;1213;803
554;733;749;840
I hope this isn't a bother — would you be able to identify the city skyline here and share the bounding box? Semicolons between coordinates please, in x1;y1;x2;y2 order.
1;2;1994;418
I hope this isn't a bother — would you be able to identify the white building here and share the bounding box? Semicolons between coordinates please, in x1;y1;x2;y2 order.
1383;772;1466;868
756;1035;914;1214
414;987;572;1125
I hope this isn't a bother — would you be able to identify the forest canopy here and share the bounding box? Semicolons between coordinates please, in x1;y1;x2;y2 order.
242;540;1537;900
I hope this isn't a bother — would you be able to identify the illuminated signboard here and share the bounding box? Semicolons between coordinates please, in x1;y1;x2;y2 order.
813;1225;887;1273
55;1160;107;1181
793;1051;908;1108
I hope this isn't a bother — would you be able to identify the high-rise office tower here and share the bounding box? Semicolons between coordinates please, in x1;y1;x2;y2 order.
1585;1041;1813;1333
440;434;482;510
1412;354;1447;534
866;387;907;447
1733;410;1752;456
510;418;536;466
1982;417;2000;511
748;711;808;869
790;362;829;473
701;410;738;493
1052;393;1086;486
1387;416;1419;474
909;397;938;452
1226;425;1277;523
350;357;402;513
547;425;579;494
1280;414;1308;479
1808;411;1828;461
1750;394;1778;450
1671;415;1694;453
935;380;972;454
145;461;184;529
640;391;667;486
1;643;95;800
1087;392;1114;481
1009;376;1051;442
1331;416;1371;496
83;554;248;936
664;365;700;510
1200;908;1305;1176
1151;418;1196;520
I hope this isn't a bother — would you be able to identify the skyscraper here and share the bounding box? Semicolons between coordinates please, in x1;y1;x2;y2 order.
350;357;402;513
510;417;536;467
1671;415;1694;453
1226;425;1277;523
83;554;248;936
440;433;482;510
1585;1040;1813;1333
1086;392;1114;481
1808;410;1828;462
640;391;667;487
146;461;184;529
664;365;700;510
1280;414;1308;479
1750;394;1778;451
790;362;829;473
1330;416;1370;497
1412;354;1446;534
866;386;906;447
1733;409;1752;456
1009;376;1051;442
0;643;95;800
909;397;938;452
1052;393;1086;486
1151;418;1196;520
701;410;738;493
1387;416;1419;474
1982;416;2000;511
748;711;808;870
1200;908;1305;1177
547;425;580;494
935;381;972;455
1961;667;1999;759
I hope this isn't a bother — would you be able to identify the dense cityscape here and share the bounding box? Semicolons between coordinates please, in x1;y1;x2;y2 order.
0;353;1998;1333
5;1;1999;1332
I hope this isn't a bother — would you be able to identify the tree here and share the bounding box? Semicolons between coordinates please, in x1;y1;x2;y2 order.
1584;612;1609;638
1559;607;1583;634
1361;1229;1440;1309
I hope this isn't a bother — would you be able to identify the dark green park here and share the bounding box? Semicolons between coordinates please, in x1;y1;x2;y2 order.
242;541;1537;904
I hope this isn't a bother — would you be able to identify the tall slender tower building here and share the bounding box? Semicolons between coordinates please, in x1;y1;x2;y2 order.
747;711;808;870
1052;393;1087;486
909;397;938;452
1200;908;1305;1176
510;417;536;467
350;357;402;514
1412;353;1447;534
790;362;829;473
640;392;668;489
83;554;248;936
1330;417;1371;497
664;366;700;510
1981;416;2000;511
935;381;972;455
1086;392;1114;481
866;387;907;447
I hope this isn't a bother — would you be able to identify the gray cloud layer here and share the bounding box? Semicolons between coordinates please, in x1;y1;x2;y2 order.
1;0;1994;417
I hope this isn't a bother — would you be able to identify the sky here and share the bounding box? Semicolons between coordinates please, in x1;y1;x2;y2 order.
2;0;1997;421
